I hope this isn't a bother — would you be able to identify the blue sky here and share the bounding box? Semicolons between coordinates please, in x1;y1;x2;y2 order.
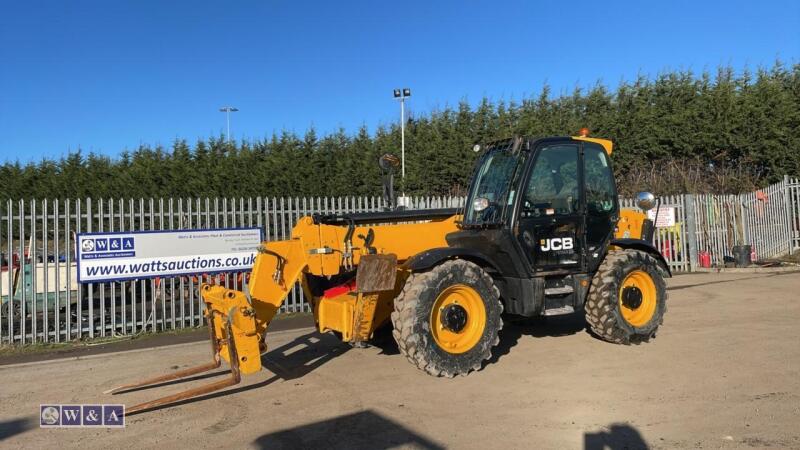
0;0;797;162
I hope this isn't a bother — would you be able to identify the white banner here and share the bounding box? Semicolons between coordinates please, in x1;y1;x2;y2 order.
76;228;262;283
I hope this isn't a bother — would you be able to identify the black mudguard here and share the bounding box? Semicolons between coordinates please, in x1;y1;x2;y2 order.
402;247;502;274
610;238;672;277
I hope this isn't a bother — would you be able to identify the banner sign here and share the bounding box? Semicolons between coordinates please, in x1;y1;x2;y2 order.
76;228;262;283
647;207;676;228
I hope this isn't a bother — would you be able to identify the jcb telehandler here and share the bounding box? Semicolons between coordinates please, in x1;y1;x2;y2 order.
107;133;669;413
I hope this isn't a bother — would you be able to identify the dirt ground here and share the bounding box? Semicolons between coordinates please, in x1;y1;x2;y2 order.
1;272;799;449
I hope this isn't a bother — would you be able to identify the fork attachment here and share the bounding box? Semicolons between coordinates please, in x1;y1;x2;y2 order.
103;236;307;414
105;284;263;414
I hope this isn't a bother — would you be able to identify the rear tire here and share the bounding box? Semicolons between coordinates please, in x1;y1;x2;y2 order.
391;259;502;377
585;249;667;344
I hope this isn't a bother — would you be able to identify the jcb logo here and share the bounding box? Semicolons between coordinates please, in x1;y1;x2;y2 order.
540;237;574;251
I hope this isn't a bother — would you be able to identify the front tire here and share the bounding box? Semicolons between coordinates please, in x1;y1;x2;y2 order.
585;249;667;344
391;259;503;377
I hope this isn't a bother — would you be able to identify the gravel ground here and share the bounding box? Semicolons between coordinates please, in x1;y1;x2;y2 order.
1;271;798;449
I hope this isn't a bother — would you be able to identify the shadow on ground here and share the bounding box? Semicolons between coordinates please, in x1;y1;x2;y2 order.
0;417;35;441
584;423;649;449
120;331;350;414
120;313;590;413
260;330;352;380
487;313;587;366
252;409;444;450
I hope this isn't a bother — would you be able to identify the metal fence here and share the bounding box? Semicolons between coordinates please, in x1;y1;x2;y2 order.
688;175;800;266
619;176;800;271
2;177;798;345
0;196;463;344
620;195;691;273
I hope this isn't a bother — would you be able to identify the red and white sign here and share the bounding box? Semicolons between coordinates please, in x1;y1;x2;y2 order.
647;207;676;227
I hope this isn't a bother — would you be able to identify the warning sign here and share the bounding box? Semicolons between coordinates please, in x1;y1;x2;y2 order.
647;207;676;227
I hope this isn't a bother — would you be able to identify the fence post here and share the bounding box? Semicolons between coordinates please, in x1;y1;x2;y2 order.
791;177;800;251
738;193;748;248
783;175;794;255
684;194;698;272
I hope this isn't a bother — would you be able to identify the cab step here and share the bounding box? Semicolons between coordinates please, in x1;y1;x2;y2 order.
543;305;575;316
544;286;574;296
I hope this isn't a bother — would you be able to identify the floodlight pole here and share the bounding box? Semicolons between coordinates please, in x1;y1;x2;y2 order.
393;88;411;200
400;97;405;180
219;106;239;143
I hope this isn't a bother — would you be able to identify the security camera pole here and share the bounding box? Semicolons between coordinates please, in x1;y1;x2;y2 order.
392;88;411;206
219;106;239;142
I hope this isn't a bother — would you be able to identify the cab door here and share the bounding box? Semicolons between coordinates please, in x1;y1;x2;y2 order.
583;142;619;271
514;143;585;272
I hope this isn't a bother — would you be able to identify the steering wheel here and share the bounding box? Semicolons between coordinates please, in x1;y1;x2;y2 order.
480;203;499;222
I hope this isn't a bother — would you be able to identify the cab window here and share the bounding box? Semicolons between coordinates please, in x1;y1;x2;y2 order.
584;144;617;214
522;145;579;217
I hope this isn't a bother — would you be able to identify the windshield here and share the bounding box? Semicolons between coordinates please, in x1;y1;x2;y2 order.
464;148;525;225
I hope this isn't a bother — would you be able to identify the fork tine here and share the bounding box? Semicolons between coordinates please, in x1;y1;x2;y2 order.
105;311;221;395
123;317;242;415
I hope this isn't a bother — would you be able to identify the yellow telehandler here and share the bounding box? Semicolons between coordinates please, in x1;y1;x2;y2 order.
107;133;669;413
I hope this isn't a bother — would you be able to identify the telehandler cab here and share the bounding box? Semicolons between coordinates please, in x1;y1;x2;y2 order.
107;133;669;413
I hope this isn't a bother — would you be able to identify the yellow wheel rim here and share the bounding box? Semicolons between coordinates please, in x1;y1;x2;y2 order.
430;284;486;354
618;270;657;327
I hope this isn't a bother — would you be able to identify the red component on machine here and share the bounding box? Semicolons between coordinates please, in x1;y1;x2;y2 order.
698;251;712;268
323;279;357;298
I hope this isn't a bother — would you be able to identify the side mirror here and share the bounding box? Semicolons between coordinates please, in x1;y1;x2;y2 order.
378;154;400;172
635;192;656;211
472;197;489;212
